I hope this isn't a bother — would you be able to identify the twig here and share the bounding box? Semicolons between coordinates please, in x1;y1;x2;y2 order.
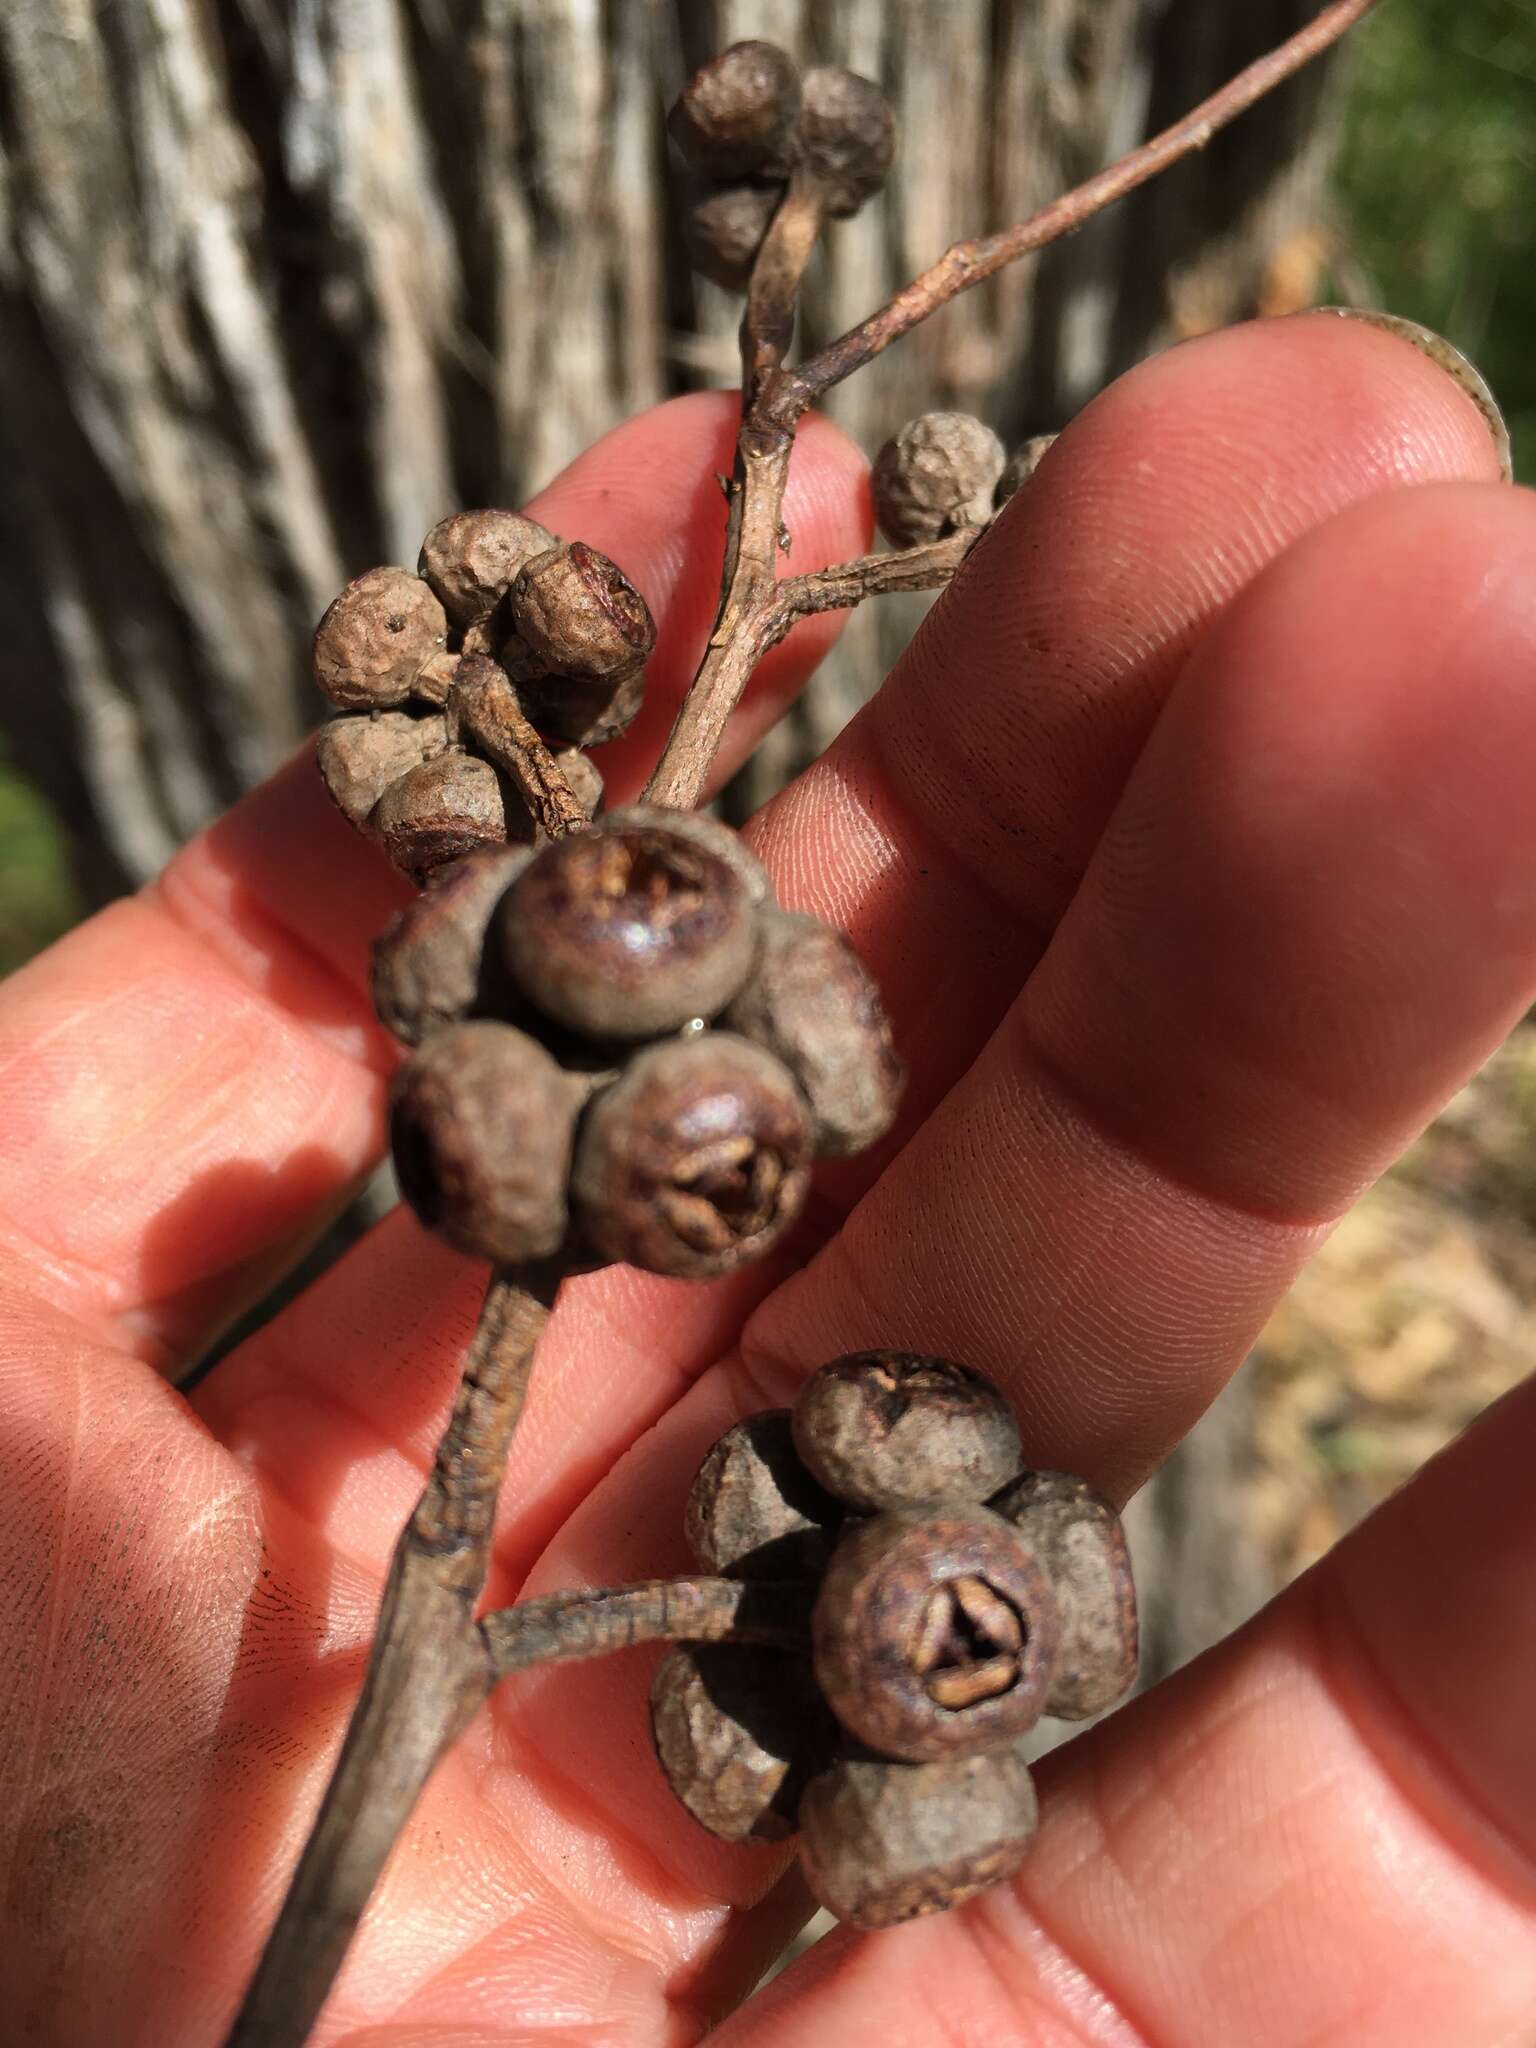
772;528;984;627
791;0;1381;407
225;1266;560;2048
451;661;592;839
481;1575;810;1678
640;176;825;812
643;0;1379;811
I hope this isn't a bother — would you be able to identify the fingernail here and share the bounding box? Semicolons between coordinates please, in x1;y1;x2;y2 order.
1312;308;1513;483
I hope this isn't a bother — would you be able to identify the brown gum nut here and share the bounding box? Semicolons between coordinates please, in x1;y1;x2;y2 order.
873;411;1007;547
390;1021;582;1263
811;1504;1060;1763
312;566;448;710
685;180;781;291
500;820;758;1040
668;41;800;180
511;660;647;751
989;1471;1138;1720
371;845;533;1047
994;433;1059;509
721;909;902;1157
315;710;447;829
557;748;604;823
792;1354;1022;1512
650;1644;832;1843
418;509;557;628
798;1742;1038;1929
369;750;508;882
684;1410;842;1578
570;1032;812;1280
503;543;656;747
599;805;773;908
796;65;894;217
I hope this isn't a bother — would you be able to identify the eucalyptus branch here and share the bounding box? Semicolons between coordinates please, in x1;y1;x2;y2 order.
644;0;1378;811
238;10;1384;2040
790;0;1381;410
225;1266;560;2048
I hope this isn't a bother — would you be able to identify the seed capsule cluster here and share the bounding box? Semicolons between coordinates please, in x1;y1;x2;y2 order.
311;512;654;879
377;809;903;1278
672;41;895;290
651;1353;1138;1928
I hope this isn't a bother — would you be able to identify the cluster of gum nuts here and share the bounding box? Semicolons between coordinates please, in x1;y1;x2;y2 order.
673;40;1057;554
306;504;900;1280
658;1353;1137;1928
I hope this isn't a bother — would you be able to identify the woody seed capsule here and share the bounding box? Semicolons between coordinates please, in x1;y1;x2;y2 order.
685;1410;841;1578
371;844;532;1047
994;433;1059;508
873;412;1007;547
796;66;895;217
990;1471;1138;1720
312;567;449;710
504;542;655;747
798;1742;1039;1929
650;1645;833;1842
811;1504;1060;1762
390;1021;582;1263
685;181;782;292
570;1032;812;1279
721;910;901;1156
792;1354;1021;1511
668;41;800;180
315;710;448;829
368;749;508;882
418;509;557;629
502;819;757;1040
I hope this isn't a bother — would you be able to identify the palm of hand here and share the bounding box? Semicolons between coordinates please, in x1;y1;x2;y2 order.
3;316;1535;2047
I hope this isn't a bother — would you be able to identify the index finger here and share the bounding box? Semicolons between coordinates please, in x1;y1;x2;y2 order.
0;397;869;1369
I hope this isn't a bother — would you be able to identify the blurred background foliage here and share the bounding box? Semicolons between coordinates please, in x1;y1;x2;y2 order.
1;1;1529;973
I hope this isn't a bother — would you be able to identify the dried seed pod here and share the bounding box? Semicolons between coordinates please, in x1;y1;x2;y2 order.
685;1411;841;1578
501;818;757;1040
504;543;655;747
668;41;800;180
798;1743;1038;1929
811;1505;1060;1762
556;747;604;824
390;1021;581;1263
792;1355;1022;1512
873;412;1007;547
994;433;1059;508
418;509;557;628
685;181;781;291
990;1471;1137;1720
650;1645;832;1842
721;910;901;1156
600;805;774;908
371;845;532;1047
571;1033;812;1279
312;567;449;711
796;66;895;217
369;750;507;882
315;710;447;829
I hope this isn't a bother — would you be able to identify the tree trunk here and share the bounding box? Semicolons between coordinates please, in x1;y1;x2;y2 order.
0;0;1347;1673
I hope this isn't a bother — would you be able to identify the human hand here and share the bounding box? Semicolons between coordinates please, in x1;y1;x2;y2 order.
1;312;1532;2046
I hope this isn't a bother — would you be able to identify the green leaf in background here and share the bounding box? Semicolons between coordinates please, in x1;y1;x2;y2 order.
1337;0;1535;482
